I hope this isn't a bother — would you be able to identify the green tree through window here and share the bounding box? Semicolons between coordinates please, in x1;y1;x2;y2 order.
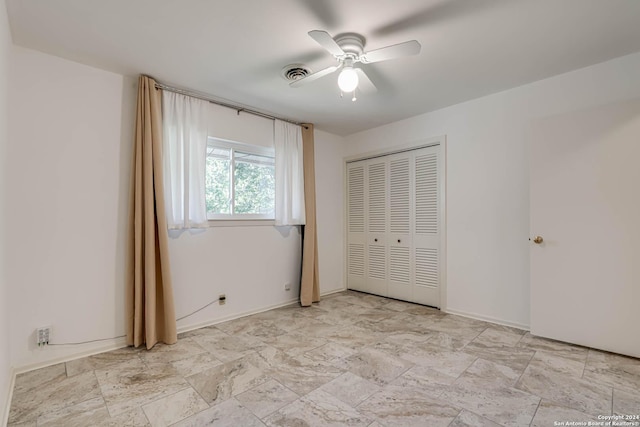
205;141;275;218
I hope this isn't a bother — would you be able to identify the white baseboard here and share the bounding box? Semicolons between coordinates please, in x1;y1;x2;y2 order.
11;289;349;381
14;337;129;375
2;367;16;427
176;297;300;336
177;289;347;336
443;307;530;331
14;301;301;377
320;287;347;297
339;289;530;331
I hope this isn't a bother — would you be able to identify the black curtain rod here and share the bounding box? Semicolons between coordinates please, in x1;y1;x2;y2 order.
154;81;308;129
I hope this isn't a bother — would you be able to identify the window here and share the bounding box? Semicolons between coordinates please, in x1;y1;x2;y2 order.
206;138;275;220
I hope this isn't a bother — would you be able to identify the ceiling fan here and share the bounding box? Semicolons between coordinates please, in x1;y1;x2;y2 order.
290;30;421;100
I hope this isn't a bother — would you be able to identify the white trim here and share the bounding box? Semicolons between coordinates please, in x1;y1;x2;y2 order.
207;219;276;227
176;298;300;336
207;214;274;221
14;338;128;375
444;307;530;331
439;137;448;311
11;289;349;376
208;137;275;157
177;288;347;335
206;136;276;221
344;135;445;163
342;160;348;296
2;367;16;427
320;287;347;296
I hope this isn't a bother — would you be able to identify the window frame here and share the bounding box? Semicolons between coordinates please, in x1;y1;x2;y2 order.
206;137;275;222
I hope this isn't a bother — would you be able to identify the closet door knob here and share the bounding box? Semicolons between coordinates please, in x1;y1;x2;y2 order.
374;238;378;242
397;239;401;243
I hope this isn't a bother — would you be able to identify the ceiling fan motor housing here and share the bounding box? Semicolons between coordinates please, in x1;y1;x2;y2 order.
289;29;420;93
334;33;366;59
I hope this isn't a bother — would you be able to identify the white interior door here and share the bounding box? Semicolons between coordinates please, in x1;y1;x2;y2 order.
387;153;413;302
366;159;388;296
413;146;441;306
530;99;640;358
347;161;366;292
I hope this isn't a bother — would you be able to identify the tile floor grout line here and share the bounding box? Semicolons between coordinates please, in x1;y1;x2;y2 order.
142;383;204;410
611;387;614;416
141;405;153;427
528;398;542;427
34;392;109;425
457;355;479;383
252;378;301;421
184;371;212;408
446;408;463;427
9;291;639;426
582;349;590;379
514;349;537;388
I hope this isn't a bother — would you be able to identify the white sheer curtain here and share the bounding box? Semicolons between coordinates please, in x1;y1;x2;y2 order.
274;120;306;225
162;91;209;229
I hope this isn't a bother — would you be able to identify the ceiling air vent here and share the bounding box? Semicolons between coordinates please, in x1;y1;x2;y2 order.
281;64;312;81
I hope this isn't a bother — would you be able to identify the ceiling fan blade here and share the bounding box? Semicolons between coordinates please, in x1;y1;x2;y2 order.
355;68;377;94
308;30;345;57
289;65;339;88
300;1;341;28
373;0;502;37
361;40;421;64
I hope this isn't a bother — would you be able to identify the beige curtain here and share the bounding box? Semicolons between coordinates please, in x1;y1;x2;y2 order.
300;124;320;306
126;75;177;349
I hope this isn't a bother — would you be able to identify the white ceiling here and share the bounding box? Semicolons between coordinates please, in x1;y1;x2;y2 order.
6;0;640;135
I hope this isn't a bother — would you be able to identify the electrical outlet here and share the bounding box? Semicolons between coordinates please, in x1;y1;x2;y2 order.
219;294;226;305
284;283;291;291
36;326;51;346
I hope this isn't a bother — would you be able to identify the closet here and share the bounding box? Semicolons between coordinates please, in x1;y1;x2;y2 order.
346;143;443;307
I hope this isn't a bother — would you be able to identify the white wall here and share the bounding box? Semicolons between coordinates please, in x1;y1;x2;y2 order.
169;226;302;330
314;130;345;294
1;0;13;421
207;103;274;149
344;52;640;329
6;46;346;370
168;108;304;331
7;47;136;369
166;112;347;331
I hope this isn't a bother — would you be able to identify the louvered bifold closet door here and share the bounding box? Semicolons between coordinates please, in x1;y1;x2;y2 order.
347;143;442;306
347;161;367;292
366;159;388;296
413;145;441;306
387;152;413;302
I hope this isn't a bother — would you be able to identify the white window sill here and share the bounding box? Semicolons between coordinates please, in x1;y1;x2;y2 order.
207;219;275;227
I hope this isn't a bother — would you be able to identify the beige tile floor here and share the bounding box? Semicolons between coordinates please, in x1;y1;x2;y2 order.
7;290;640;426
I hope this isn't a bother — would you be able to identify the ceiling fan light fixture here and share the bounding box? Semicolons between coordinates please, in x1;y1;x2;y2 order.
292;30;419;96
338;66;359;93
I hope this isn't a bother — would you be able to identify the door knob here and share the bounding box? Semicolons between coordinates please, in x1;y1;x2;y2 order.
374;238;378;242
532;236;543;244
397;239;401;243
